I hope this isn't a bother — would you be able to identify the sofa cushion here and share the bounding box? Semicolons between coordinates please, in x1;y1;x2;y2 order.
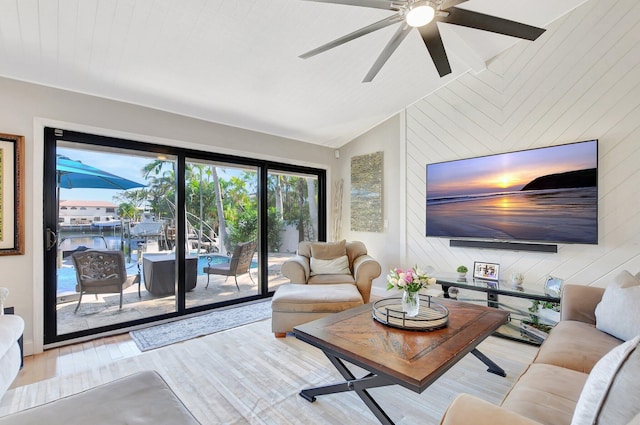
441;394;544;425
533;320;621;374
571;336;640;425
501;363;588;425
310;255;351;276
271;283;362;313
595;270;640;341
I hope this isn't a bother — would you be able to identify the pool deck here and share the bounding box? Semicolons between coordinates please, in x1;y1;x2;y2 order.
56;253;293;336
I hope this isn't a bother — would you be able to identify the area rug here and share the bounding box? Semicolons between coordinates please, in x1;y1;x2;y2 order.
130;300;272;351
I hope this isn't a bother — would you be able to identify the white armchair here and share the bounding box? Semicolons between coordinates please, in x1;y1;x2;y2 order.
272;240;381;337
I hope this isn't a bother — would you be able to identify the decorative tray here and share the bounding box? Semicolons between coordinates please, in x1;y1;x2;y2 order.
372;295;449;331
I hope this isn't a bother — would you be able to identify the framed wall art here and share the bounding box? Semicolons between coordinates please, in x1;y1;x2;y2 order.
350;151;383;232
473;261;500;282
0;133;25;255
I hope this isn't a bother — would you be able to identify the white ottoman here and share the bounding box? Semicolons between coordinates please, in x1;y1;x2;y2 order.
271;283;364;337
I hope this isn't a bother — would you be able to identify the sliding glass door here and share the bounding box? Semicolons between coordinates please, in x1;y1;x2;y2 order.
184;159;260;309
266;169;323;293
43;127;325;345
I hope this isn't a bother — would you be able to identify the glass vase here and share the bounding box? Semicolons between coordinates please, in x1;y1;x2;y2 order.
402;290;420;317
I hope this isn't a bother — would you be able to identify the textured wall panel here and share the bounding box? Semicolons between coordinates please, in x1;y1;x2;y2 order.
405;0;640;288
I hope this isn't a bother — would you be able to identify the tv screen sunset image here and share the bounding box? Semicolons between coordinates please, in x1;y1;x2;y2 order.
426;140;598;244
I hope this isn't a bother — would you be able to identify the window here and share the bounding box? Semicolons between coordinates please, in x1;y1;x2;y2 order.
43;127;326;345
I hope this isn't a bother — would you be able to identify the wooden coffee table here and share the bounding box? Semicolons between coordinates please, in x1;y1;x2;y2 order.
293;298;509;425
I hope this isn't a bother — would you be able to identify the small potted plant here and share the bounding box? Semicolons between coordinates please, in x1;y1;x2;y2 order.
456;265;468;279
520;300;560;342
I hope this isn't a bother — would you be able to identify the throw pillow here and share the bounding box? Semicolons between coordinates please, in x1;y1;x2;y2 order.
310;255;351;276
310;240;346;260
571;336;640;425
597;345;640;424
595;271;640;341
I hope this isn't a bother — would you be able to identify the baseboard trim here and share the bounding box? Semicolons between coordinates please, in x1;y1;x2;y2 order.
449;240;558;253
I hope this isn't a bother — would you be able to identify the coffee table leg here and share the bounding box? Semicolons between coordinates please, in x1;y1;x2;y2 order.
471;348;506;377
300;353;396;425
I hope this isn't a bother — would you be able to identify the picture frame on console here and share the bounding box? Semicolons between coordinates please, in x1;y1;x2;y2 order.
473;262;500;282
544;276;564;297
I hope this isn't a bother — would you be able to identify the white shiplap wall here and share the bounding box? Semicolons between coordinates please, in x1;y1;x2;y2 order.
404;0;640;288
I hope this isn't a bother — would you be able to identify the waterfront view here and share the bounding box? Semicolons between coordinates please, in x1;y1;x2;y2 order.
426;187;597;243
48;140;321;340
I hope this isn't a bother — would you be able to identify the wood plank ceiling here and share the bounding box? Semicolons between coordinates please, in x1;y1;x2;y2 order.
0;0;587;147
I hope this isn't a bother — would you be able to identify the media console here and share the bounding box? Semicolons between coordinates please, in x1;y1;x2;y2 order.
436;275;561;345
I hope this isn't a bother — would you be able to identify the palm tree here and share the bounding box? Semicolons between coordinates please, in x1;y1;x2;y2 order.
306;177;318;240
275;175;284;221
211;167;228;255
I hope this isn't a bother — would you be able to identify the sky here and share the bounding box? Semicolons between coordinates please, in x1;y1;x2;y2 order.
57;146;245;203
426;140;598;198
58;147;153;202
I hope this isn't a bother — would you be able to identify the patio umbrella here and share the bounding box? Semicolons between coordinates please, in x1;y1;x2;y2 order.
56;155;146;190
55;155;147;263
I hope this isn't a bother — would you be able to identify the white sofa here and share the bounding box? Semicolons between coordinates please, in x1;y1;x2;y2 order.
0;314;24;399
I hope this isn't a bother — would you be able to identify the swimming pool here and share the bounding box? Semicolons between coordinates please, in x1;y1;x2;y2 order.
56;254;255;295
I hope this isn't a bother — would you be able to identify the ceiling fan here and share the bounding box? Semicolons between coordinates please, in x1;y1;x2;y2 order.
300;0;546;82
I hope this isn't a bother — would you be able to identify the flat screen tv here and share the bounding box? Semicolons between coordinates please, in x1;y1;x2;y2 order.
426;140;598;245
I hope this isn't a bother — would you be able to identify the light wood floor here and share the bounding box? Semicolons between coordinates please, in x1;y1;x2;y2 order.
11;333;141;389
4;320;539;424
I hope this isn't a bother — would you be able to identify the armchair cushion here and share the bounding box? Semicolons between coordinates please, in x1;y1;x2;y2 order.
310;255;351;276
595;270;640;341
308;274;355;285
309;239;346;260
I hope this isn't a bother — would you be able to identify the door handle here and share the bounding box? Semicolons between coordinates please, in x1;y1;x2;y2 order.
45;228;58;251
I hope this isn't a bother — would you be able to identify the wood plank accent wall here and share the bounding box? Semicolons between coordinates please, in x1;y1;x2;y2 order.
404;0;640;288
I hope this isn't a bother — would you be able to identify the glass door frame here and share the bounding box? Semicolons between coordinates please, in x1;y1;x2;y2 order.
43;127;326;345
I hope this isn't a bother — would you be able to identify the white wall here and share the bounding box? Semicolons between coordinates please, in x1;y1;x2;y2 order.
403;0;640;289
338;115;403;297
0;77;335;354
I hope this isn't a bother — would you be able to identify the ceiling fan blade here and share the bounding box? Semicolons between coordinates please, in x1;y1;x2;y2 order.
442;7;545;41
300;0;405;11
439;0;469;10
300;14;404;59
363;23;412;82
418;22;452;77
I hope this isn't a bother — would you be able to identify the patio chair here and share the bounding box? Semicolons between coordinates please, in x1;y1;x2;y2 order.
204;241;256;291
71;249;141;313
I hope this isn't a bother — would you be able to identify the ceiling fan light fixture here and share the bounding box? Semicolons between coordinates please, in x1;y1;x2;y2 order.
405;1;436;28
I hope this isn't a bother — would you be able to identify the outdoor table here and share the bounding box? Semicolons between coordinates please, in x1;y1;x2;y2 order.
142;254;197;295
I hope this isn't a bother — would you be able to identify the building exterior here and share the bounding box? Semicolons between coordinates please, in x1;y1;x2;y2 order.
58;200;119;227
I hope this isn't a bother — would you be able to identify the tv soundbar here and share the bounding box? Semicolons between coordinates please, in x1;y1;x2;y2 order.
450;239;558;253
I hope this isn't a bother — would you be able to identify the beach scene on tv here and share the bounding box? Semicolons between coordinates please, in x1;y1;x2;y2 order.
426;140;598;244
